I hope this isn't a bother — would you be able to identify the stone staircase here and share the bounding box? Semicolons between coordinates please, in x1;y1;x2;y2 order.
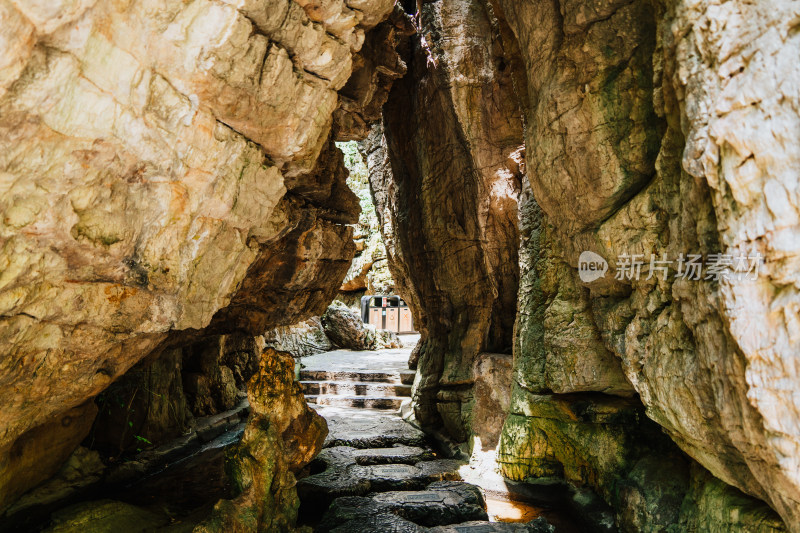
300;367;415;410
295;341;562;532
297;404;558;532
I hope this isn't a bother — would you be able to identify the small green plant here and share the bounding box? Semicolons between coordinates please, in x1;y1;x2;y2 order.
134;434;152;445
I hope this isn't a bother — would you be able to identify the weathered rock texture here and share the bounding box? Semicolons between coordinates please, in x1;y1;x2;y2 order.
470;352;513;451
494;0;800;527
196;348;326;532
88;332;259;457
3;0;800;529
364;0;525;442
338;140;396;296
263;317;333;359
369;0;800;530
0;401;97;510
263;299;401;359
322;300;402;351
0;0;401;518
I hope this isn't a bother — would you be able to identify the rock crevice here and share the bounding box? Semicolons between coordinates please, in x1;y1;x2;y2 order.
367;0;800;530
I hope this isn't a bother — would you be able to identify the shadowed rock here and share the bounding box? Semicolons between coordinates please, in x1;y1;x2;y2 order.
318;481;489;531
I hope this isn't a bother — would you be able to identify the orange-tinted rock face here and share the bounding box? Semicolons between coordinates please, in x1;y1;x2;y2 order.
0;0;398;516
0;401;97;509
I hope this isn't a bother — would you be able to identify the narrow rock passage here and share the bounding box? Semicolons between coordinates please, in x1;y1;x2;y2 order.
295;337;555;533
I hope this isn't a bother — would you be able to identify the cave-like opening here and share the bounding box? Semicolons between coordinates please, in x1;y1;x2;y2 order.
0;0;794;532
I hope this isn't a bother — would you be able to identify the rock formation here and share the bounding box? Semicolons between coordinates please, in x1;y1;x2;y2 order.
263;318;334;359
0;0;402;524
196;348;327;532
366;0;800;530
363;0;524;442
338;140;396;299
2;0;800;530
322;300;402;351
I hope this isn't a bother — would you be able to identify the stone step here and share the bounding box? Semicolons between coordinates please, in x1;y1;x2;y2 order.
298;459;463;507
312;405;428;449
305;395;405;410
317;481;489;531
301;381;412;397
344;445;436;466
325;516;554;533
400;369;416;385
300;369;402;383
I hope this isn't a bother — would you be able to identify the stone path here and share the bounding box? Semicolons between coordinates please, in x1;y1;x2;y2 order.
296;337;556;533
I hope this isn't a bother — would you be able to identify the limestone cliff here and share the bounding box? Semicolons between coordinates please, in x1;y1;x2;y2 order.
364;0;524;442
338;140;395;296
0;0;399;519
495;0;800;527
369;0;800;530
2;0;800;530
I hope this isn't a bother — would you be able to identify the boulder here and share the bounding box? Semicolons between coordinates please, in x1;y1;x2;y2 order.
263;317;333;359
322;301;402;350
194;348;327;532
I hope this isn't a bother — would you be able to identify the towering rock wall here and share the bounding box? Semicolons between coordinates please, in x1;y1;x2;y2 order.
370;0;800;530
494;0;800;527
363;0;525;441
0;0;398;516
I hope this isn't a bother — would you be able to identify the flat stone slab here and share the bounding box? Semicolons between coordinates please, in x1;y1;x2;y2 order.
301;369;401;383
429;519;555;532
314;405;428;448
301;381;412;396
301;348;411;375
371;465;423;478
307;395;406;410
350;445;435;465
318;481;489;531
329;517;554;533
298;458;463;502
396;491;446;503
330;513;427;533
314;444;435;467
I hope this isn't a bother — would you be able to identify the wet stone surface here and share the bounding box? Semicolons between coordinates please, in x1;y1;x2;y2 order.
297;432;462;504
317;482;486;530
429;520;554;532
